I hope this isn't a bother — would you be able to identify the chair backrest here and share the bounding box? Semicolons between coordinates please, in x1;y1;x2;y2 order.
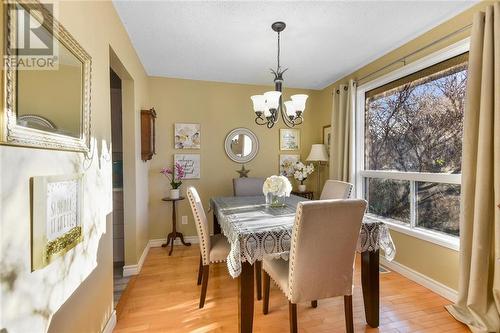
320;180;354;200
186;186;211;265
233;177;265;196
287;199;367;303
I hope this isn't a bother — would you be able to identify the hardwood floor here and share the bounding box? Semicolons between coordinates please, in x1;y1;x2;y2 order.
114;246;469;333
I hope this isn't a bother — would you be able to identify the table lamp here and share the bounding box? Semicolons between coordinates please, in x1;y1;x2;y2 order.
306;144;329;198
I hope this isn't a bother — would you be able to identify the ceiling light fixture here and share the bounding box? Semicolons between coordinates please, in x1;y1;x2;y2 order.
250;21;308;129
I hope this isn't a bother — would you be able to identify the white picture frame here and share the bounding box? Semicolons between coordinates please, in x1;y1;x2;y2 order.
280;154;300;177
175;123;201;149
174;154;201;179
280;129;300;151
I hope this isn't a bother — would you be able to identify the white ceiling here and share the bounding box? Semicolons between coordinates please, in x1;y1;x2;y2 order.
113;1;476;90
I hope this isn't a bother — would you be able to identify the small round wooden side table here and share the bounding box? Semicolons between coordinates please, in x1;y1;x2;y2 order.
162;196;191;256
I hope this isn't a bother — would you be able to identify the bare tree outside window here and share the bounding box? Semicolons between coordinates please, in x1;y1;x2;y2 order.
364;61;467;236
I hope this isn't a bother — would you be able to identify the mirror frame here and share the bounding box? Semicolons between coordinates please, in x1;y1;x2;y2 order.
224;128;259;163
2;0;92;152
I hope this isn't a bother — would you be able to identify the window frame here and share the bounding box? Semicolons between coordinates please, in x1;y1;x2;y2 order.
355;38;470;251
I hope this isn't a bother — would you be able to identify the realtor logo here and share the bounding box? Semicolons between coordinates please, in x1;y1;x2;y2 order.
4;2;58;70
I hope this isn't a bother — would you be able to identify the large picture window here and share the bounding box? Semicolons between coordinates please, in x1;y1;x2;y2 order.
357;45;468;247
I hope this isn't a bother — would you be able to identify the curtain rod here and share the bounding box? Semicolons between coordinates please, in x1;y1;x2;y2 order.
355;23;472;84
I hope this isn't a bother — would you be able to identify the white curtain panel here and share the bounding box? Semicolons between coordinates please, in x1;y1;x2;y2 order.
329;80;356;183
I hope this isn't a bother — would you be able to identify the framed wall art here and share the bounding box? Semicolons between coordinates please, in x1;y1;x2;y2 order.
31;173;84;271
174;123;201;149
323;125;331;155
279;154;300;177
174;154;201;179
280;129;300;151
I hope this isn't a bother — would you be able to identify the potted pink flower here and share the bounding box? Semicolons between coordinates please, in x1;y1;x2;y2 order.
160;162;185;199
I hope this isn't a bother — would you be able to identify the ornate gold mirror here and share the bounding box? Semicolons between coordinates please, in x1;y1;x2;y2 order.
2;0;91;151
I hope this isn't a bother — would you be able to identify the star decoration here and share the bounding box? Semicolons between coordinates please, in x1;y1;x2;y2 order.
236;165;250;178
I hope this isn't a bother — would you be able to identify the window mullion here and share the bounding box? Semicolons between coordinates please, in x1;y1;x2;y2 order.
410;180;416;229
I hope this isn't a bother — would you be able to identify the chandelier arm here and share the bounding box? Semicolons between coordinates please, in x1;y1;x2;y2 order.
255;116;268;126
280;108;296;128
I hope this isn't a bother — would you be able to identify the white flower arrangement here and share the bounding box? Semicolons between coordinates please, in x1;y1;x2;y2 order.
293;161;314;184
262;175;292;197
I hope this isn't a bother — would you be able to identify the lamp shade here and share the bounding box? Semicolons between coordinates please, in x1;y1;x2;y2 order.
306;144;329;162
284;100;296;116
291;94;308;112
250;95;266;113
263;107;272;118
264;91;282;110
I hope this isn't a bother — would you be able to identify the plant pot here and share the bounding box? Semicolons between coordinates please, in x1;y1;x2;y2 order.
170;189;180;199
298;184;306;193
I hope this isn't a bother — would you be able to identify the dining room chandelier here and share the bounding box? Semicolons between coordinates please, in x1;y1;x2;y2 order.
250;21;308;129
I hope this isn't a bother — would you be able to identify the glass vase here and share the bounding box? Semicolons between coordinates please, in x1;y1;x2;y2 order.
266;192;286;207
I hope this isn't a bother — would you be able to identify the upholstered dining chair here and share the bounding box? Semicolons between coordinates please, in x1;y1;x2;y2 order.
186;186;230;308
262;199;367;333
320;180;354;200
233;177;265;196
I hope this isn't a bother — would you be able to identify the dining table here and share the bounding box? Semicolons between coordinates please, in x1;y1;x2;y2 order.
210;195;396;333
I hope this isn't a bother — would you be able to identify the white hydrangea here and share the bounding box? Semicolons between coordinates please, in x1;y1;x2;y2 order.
262;175;292;197
293;161;314;183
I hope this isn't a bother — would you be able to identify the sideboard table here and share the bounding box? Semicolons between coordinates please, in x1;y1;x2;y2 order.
161;196;191;255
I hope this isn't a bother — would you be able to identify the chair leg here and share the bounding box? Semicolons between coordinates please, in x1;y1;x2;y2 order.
344;295;354;333
255;261;262;300
311;300;318;308
199;265;209;308
262;270;271;314
197;255;203;286
289;302;298;333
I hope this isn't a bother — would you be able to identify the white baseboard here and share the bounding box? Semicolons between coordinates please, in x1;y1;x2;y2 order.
122;241;150;277
123;237;199;276
149;236;199;248
102;310;116;333
380;257;458;302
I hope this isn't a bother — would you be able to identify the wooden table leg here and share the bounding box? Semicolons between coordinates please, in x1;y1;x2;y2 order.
170;201;178;255
239;262;254;333
161;233;171;248
361;250;380;328
177;232;191;246
255;261;262;301
213;213;221;234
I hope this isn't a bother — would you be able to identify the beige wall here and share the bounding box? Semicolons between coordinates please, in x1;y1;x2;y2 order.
148;77;321;239
313;1;497;290
0;1;150;332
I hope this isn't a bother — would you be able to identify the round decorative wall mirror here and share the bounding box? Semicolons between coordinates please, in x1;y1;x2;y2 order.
224;128;259;163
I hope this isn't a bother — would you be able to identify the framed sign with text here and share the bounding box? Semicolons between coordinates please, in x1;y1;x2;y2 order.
31;174;83;270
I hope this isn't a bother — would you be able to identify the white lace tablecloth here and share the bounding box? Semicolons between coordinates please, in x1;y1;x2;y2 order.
210;195;396;278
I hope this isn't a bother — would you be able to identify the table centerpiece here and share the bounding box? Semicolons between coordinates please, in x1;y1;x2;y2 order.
263;175;292;207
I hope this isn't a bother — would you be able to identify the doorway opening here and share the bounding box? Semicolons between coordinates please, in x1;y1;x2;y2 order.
110;68;128;306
